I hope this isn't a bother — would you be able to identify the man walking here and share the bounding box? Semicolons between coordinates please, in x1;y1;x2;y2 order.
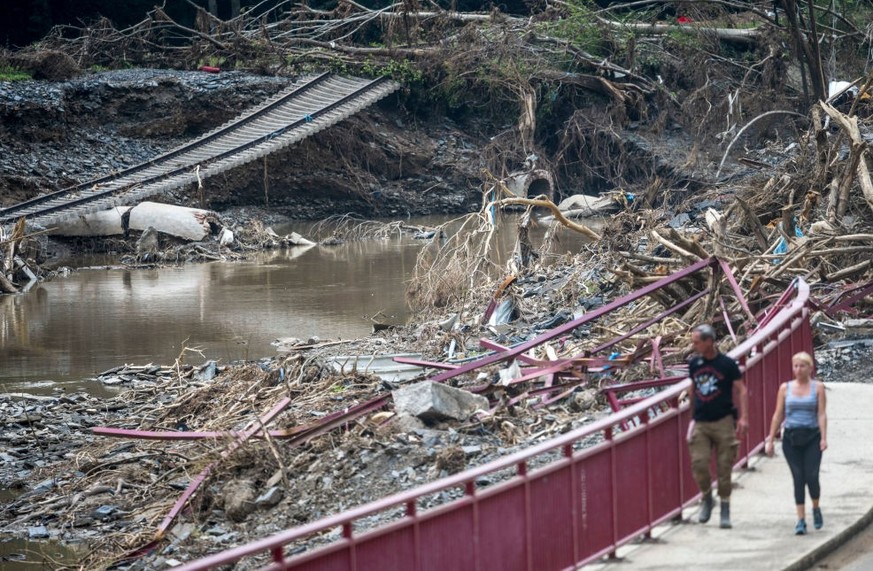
688;324;748;529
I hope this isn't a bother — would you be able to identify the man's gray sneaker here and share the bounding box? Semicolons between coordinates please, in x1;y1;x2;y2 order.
719;501;732;529
699;492;714;523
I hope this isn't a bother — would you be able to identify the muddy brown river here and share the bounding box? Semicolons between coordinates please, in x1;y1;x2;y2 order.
1;215;599;396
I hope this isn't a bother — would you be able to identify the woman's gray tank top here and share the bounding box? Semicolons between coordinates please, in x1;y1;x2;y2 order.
784;380;819;429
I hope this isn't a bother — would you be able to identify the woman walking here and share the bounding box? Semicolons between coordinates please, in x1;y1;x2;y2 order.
765;351;828;535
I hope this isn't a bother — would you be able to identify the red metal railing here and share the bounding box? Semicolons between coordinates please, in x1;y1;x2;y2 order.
177;277;811;571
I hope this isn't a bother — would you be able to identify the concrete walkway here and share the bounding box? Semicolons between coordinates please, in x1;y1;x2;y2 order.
587;382;873;571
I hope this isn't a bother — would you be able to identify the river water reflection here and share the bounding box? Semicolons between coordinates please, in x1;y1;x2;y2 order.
1;214;602;395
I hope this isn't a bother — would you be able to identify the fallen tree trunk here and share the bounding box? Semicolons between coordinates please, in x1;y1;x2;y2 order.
599;20;761;45
493;197;602;241
820;101;868;223
0;272;18;294
857;151;873;216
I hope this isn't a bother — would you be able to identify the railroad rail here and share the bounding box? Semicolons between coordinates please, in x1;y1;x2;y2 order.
168;259;812;571
0;73;399;228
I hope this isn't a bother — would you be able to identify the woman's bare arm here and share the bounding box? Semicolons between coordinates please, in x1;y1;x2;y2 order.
818;382;828;451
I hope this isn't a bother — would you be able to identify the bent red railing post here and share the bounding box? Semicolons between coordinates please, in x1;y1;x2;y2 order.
643;408;653;539
588;288;709;356
271;546;284;565
605;424;619;561
757;277;797;329
825;279;873;316
564;442;580;564
718;257;757;327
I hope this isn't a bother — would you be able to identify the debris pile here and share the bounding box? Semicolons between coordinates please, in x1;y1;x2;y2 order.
0;12;872;564
2;85;873;566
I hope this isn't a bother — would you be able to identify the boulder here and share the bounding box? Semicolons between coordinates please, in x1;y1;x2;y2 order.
222;479;256;522
10;50;80;81
136;226;160;257
392;381;489;422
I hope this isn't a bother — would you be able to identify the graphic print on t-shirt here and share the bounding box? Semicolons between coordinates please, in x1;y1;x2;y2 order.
692;361;724;402
689;353;741;422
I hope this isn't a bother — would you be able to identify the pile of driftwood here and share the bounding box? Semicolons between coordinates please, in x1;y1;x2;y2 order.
405;89;873;367
643;97;873;306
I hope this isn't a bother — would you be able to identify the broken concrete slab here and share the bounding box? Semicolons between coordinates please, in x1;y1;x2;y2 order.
128;201;218;241
327;353;426;383
49;206;132;236
50;201;219;241
552;193;621;218
392;381;489;422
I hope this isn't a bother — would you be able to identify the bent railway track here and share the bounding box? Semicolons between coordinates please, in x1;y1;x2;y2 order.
0;73;399;228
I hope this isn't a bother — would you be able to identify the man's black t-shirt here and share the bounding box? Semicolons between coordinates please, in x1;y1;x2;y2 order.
689;353;742;422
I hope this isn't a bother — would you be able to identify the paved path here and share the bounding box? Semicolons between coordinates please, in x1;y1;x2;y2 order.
587;382;873;571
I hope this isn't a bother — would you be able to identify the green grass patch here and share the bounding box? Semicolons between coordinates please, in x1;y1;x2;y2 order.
0;65;32;81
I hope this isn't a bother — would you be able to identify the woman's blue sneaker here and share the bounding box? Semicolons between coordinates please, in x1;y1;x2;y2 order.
813;508;823;530
795;519;807;535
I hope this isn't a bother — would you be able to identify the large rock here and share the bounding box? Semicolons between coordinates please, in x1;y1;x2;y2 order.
10;50;80;81
392;381;488;422
136;226;160;257
222;479;256;522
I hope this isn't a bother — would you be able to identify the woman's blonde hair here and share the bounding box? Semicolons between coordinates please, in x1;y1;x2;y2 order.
792;351;814;367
